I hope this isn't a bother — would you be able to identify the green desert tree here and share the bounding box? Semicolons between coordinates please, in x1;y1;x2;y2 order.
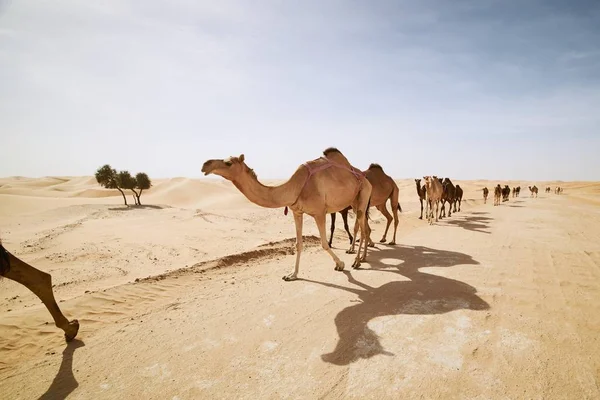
116;170;138;205
95;164;128;206
133;172;152;205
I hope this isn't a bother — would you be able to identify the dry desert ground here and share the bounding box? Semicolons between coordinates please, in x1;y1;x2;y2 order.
1;176;599;399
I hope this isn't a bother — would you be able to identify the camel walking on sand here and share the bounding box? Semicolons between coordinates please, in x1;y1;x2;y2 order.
529;185;538;198
329;163;402;248
415;179;427;219
424;176;443;224
454;184;463;212
482;187;489;204
0;240;79;341
439;178;457;219
494;184;502;206
515;186;521;197
202;148;372;281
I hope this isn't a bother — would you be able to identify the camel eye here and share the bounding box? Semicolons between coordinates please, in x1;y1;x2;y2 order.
224;160;233;166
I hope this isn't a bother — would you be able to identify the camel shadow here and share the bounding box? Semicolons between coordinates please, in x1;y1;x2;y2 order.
442;213;492;234
298;244;489;366
38;339;85;400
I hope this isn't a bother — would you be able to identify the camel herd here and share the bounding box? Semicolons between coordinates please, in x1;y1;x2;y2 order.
413;177;463;224
1;147;567;342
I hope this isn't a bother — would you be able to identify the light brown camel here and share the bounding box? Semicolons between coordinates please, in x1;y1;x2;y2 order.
415;179;427;219
201;148;373;281
0;240;79;341
423;176;443;224
482;187;489;204
329;163;401;248
494;184;501;206
528;185;538;198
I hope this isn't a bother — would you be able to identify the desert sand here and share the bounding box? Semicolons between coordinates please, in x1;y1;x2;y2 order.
1;176;599;399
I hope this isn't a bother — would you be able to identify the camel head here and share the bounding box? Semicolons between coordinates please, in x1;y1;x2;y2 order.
202;154;248;181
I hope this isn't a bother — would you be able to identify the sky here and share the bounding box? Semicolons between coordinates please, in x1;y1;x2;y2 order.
1;0;599;181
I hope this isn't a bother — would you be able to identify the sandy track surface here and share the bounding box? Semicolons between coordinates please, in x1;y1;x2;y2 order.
1;178;599;399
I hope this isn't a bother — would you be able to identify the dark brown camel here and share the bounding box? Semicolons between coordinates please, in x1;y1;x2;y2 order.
516;186;521;197
502;185;510;202
0;240;79;341
439;177;457;219
415;178;427;219
482;187;489;204
329;164;402;248
454;184;463;212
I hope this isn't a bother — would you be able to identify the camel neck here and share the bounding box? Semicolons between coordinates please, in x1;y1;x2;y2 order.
231;169;303;209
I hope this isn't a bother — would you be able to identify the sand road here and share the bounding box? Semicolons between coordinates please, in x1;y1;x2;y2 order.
1;181;599;399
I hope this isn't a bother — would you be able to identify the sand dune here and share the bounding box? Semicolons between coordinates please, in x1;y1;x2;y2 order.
1;176;600;399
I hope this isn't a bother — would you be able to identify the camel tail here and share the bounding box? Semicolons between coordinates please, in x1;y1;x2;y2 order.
398;202;403;213
366;197;372;220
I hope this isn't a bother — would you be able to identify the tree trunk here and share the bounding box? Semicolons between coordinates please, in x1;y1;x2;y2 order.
135;189;143;206
116;188;128;205
130;189;140;205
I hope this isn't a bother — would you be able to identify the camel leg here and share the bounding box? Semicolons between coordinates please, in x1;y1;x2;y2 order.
439;200;445;219
328;212;336;248
458;199;461;212
341;209;353;244
314;213;345;272
435;200;440;222
347;216;359;254
376;204;392;243
283;212;304;281
389;201;399;245
419;199;423;219
4;253;79;341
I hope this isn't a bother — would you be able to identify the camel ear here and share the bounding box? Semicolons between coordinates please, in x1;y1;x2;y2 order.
239;154;245;163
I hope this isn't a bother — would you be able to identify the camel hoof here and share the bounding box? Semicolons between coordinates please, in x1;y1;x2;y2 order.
389;241;396;245
282;274;298;281
346;249;356;254
334;262;345;271
64;319;80;342
352;261;361;269
418;216;422;220
379;238;387;243
368;243;376;248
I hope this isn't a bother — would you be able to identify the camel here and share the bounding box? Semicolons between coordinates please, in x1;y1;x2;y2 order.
482;187;489;204
546;187;551;193
201;148;372;281
415;179;427;219
529;185;538;198
502;185;511;202
0;240;79;341
454;184;463;212
328;163;402;248
555;186;562;195
512;187;516;198
439;178;456;218
494;184;501;206
515;186;521;197
423;176;443;224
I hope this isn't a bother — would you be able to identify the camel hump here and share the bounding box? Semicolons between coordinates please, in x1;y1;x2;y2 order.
368;163;383;171
322;147;352;167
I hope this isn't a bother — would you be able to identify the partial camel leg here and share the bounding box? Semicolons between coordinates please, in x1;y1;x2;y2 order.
4;252;79;341
340;209;353;244
376;204;393;243
419;198;423;219
389;201;399;245
283;211;304;281
315;214;345;272
328;212;336;248
435;200;440;222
